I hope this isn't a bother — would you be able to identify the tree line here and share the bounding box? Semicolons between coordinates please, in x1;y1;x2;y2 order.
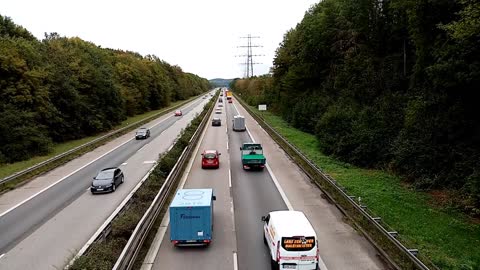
231;0;480;215
0;15;210;164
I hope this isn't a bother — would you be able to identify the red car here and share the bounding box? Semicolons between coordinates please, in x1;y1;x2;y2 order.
174;110;182;116
201;150;221;169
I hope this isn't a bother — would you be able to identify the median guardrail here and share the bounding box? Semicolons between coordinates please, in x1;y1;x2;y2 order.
112;97;214;270
0;96;201;188
66;95;216;270
234;94;434;270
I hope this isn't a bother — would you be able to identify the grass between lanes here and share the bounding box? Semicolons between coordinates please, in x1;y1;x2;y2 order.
251;107;479;270
0;98;195;180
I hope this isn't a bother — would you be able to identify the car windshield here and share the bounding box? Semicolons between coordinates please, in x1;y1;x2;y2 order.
204;153;216;159
96;170;114;180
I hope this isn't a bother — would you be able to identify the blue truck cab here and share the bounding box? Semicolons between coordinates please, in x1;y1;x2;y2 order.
169;188;216;246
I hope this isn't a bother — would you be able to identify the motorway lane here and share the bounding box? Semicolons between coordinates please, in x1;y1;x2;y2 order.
0;95;211;269
227;102;288;270
150;98;235;270
233;100;386;269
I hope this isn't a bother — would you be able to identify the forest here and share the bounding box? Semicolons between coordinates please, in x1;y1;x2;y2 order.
0;15;210;163
231;0;480;215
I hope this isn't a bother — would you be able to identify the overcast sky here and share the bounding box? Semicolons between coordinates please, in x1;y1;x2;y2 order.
2;0;318;79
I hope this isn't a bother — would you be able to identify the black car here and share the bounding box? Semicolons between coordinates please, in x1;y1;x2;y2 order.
91;167;124;194
212;117;221;126
135;128;150;140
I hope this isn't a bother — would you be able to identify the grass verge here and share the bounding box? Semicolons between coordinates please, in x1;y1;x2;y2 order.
69;96;215;270
249;107;479;270
0;97;199;193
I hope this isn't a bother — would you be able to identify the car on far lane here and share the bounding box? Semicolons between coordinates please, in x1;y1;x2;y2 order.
215;109;222;114
135;127;150;140
212;117;221;126
218;104;223;107
90;167;124;194
174;110;182;116
201;150;221;169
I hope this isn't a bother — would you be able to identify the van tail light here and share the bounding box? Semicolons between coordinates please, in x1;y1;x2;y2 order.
276;240;281;262
203;240;211;243
172;240;179;244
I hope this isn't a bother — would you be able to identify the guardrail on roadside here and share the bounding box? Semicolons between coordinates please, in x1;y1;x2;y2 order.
234;94;433;270
112;98;214;270
0;97;200;187
65;96;215;270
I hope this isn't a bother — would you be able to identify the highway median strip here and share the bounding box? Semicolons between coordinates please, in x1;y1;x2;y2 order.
68;94;216;270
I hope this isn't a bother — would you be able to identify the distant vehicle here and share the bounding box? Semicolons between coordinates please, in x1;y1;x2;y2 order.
90;167;124;194
219;98;223;103
215;109;222;114
233;115;245;131
240;143;266;170
218;104;223;107
170;189;216;246
135;127;150;140
174;110;182;116
212;117;221;126
226;90;233;102
201;150;221;169
262;210;319;270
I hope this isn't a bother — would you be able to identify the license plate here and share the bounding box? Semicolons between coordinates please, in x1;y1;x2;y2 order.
97;188;103;191
283;266;296;269
207;160;213;163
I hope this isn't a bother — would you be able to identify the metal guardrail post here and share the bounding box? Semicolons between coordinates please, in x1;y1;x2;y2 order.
234;93;432;270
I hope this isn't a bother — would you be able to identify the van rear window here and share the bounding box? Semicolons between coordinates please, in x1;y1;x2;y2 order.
281;237;315;251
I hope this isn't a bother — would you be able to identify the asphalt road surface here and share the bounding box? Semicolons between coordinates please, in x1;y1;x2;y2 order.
0;94;213;270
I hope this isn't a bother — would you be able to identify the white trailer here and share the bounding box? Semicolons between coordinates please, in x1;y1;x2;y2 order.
233;115;246;131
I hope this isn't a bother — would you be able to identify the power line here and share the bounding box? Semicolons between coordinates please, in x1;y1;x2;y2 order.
237;34;264;78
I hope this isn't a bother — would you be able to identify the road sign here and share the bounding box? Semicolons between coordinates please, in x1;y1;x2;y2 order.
258;104;267;111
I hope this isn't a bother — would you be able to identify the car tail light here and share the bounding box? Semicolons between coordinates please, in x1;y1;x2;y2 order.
203;240;211;243
172;240;179;244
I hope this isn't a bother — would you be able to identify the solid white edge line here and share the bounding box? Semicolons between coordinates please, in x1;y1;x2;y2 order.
140;105;211;270
265;164;293;211
237;99;329;270
67;163;158;268
228;169;232;188
0;137;133;219
0;98;201;219
233;252;238;270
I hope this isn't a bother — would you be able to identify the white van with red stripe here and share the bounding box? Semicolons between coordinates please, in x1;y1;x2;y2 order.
262;210;319;270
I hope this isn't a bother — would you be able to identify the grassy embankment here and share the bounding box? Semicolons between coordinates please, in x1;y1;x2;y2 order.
252;107;479;270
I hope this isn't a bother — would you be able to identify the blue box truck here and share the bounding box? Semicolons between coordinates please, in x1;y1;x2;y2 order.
169;188;216;246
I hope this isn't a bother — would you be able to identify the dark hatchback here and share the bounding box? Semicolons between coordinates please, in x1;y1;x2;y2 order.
91;167;124;194
212;118;221;126
135;128;150;140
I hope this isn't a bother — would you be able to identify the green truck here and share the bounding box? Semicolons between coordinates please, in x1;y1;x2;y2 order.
240;143;266;170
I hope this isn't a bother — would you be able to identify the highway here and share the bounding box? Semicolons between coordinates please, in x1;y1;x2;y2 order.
0;94;213;270
144;94;235;270
0;91;387;270
142;95;387;270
